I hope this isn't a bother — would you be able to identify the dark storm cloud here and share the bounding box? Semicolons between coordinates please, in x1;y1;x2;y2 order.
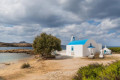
1;0;120;27
0;0;79;27
88;0;120;19
0;0;120;45
63;0;120;19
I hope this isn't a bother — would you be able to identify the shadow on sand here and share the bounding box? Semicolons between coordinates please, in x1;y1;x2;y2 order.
55;54;73;60
0;78;3;80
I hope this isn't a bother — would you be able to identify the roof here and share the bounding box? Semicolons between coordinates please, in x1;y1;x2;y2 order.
68;39;88;45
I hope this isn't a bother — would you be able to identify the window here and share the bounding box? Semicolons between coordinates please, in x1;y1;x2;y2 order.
71;46;74;51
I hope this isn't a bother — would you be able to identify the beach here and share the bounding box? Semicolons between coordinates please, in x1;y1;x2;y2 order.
0;50;120;80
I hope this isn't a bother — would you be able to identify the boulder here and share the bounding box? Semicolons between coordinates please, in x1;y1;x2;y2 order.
99;54;104;59
88;55;94;59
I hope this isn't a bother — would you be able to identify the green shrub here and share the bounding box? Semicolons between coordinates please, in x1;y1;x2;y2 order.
100;61;120;80
109;47;120;53
21;63;30;69
73;61;120;80
32;33;62;58
73;63;104;80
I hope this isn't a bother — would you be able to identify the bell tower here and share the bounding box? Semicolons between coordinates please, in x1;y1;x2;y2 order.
70;35;75;41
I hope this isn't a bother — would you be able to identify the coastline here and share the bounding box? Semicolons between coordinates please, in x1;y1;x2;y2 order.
0;54;33;70
0;42;32;47
0;56;34;80
0;51;120;80
0;49;34;54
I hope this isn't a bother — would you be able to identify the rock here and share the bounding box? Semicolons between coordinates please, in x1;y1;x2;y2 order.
88;55;94;59
55;56;62;59
99;54;104;59
4;63;10;65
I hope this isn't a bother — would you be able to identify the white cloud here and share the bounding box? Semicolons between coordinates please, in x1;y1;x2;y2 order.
0;0;119;46
99;18;119;30
39;19;120;46
0;24;41;42
0;18;119;46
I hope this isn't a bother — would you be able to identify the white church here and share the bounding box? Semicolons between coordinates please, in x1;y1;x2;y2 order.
102;45;111;55
66;36;102;57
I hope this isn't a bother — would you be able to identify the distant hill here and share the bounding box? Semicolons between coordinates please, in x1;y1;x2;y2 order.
0;42;32;47
0;42;66;48
61;45;66;50
19;41;27;43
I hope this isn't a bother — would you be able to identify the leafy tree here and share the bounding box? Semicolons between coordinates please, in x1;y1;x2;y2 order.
33;33;62;57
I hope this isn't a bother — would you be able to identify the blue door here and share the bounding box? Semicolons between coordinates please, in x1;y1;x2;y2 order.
71;46;74;51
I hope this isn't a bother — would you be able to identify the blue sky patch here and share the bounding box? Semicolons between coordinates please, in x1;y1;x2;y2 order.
87;20;101;25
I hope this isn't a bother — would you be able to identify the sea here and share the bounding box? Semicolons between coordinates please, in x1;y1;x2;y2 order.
0;45;66;63
0;53;31;63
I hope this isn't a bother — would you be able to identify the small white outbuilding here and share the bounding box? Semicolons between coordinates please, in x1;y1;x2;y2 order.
102;45;111;55
66;36;102;57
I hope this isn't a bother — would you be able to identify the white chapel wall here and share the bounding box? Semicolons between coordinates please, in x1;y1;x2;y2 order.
83;40;101;57
66;45;83;57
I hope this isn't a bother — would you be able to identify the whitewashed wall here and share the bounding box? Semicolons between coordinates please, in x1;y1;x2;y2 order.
66;45;83;57
74;45;83;57
102;47;111;54
98;43;102;50
66;45;72;56
66;39;102;57
83;40;101;57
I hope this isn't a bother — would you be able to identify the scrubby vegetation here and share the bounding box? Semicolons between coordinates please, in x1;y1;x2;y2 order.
0;42;32;47
109;47;120;53
21;63;30;69
0;49;34;54
73;61;120;80
33;33;62;58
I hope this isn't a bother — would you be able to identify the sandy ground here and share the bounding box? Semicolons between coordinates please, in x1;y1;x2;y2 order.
0;50;120;80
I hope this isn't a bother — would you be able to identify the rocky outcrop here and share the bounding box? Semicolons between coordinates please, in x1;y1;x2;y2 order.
0;42;32;47
0;49;34;54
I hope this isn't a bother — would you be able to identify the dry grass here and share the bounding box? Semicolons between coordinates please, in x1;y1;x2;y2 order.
0;53;120;80
84;57;118;61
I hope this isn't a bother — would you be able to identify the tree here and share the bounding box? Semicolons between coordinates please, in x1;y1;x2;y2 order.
32;33;62;58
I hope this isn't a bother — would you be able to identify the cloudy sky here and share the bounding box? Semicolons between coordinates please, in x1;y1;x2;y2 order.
0;0;120;46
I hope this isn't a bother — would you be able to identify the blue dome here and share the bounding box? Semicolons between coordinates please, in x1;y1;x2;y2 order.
68;39;88;45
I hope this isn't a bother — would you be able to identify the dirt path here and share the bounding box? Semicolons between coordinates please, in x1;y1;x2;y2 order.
1;53;120;80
